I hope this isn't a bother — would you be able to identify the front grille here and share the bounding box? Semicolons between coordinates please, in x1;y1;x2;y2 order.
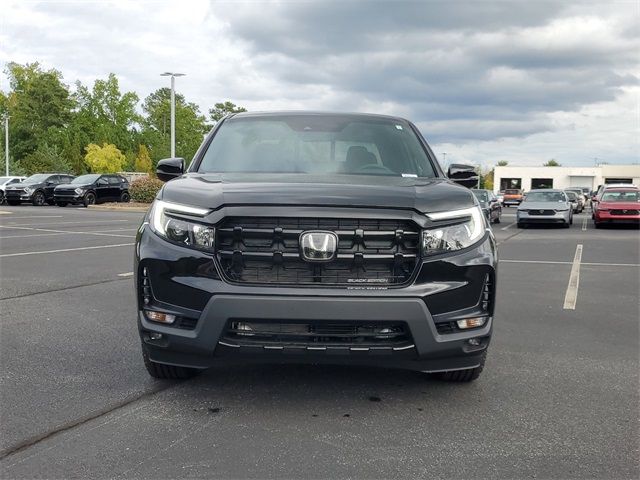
610;209;639;215
527;209;555;215
5;188;25;196
215;217;420;286
221;320;413;349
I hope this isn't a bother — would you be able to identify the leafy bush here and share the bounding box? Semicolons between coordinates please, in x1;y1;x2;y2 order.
130;176;163;203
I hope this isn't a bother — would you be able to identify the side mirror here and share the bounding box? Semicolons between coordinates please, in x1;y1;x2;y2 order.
447;163;478;188
156;158;185;182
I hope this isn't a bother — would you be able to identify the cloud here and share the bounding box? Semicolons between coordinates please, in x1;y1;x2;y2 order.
1;0;638;165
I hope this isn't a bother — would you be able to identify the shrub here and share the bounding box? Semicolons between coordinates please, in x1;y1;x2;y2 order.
130;176;163;203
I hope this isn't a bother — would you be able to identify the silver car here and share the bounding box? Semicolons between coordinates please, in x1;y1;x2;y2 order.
517;189;573;228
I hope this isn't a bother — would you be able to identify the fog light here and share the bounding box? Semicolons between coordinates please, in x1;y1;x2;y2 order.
233;322;254;336
467;338;481;346
149;332;163;341
145;310;176;324
456;317;486;329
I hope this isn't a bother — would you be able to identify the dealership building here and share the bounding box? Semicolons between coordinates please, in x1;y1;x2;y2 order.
493;164;640;193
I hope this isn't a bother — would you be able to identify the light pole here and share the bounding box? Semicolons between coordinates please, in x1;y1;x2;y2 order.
160;72;185;158
3;115;8;176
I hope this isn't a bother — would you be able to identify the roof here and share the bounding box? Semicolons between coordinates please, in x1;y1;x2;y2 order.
229;110;411;123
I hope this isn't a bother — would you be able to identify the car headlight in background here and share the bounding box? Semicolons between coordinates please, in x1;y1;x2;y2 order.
23;187;32;195
74;187;85;195
149;200;214;250
422;207;485;256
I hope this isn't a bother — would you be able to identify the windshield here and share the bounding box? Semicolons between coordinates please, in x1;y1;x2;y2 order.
197;115;437;178
524;191;566;202
0;177;14;185
71;174;100;184
565;192;577;200
472;190;489;202
22;174;50;184
601;191;639;202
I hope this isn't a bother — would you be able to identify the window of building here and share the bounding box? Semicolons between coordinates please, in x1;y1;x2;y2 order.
531;178;554;189
500;178;521;190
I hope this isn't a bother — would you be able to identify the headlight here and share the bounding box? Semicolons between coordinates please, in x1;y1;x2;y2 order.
149;200;214;250
74;187;84;195
422;207;485;256
23;187;32;194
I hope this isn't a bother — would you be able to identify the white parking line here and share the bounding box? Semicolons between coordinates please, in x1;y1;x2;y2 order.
0;227;137;239
0;219;134;227
0;243;134;258
118;272;134;277
501;222;516;231
500;259;639;267
582;217;588;231
563;244;583;310
0;215;64;220
0;225;133;238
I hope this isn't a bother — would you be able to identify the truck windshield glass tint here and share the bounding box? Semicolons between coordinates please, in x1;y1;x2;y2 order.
198;116;436;178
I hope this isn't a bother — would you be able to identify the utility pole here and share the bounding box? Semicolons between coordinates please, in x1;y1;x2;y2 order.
160;72;185;158
3;115;8;176
441;152;447;165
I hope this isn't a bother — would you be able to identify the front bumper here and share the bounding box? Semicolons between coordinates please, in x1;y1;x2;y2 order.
517;210;570;224
54;193;84;202
595;211;640;224
5;191;33;202
135;221;497;372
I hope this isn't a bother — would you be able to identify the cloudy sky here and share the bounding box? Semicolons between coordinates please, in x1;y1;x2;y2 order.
1;0;638;167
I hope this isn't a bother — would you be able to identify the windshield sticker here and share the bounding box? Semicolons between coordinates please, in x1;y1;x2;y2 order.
402;173;418;178
395;125;403;130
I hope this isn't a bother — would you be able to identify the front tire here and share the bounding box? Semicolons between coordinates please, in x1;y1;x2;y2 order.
83;192;96;207
141;344;199;380
32;191;45;206
7;200;20;206
493;215;501;224
517;222;525;228
433;352;486;382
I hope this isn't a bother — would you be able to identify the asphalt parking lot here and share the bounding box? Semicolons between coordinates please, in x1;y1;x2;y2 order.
1;205;638;479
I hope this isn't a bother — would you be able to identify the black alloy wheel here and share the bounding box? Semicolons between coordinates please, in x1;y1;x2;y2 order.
32;191;45;206
84;192;96;207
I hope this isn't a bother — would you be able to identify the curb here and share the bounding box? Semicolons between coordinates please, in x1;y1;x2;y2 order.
87;204;150;213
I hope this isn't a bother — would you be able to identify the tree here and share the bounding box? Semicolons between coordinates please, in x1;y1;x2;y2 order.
74;74;140;154
84;143;126;173
496;160;509;166
543;159;561;166
141;88;208;165
134;144;152;173
4;62;75;162
21;143;72;174
209;101;247;123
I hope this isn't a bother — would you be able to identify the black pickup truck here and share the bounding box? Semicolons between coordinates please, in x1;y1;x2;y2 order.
135;112;497;382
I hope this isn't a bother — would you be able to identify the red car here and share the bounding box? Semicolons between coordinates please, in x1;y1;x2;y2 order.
593;188;640;227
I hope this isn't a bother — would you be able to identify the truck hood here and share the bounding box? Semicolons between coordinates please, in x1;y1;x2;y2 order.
159;173;476;214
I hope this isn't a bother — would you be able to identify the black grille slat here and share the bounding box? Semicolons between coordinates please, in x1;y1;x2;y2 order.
223;321;412;347
610;209;639;215
215;216;420;286
527;209;556;216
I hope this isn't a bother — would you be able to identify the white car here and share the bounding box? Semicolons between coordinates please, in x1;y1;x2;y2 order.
0;176;26;204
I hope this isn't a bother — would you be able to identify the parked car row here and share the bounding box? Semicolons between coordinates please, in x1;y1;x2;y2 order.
2;173;130;207
508;185;639;228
